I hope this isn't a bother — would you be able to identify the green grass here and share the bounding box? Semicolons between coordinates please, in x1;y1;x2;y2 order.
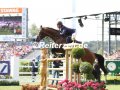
106;85;120;90
102;74;120;89
0;86;21;90
0;29;15;35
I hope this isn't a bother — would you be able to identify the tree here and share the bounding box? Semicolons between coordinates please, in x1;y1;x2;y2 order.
29;24;39;37
97;48;103;55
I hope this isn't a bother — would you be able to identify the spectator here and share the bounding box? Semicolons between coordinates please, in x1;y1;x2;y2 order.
51;59;63;85
31;59;36;82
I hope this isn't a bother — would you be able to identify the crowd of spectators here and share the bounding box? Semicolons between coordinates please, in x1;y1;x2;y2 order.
0;42;33;61
105;50;120;59
103;50;120;59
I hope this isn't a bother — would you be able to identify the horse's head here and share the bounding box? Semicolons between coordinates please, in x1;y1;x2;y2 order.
36;25;46;42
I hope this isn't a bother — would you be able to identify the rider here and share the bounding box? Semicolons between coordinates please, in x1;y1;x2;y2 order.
57;21;75;43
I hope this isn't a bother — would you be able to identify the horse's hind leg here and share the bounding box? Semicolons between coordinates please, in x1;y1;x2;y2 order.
94;53;108;75
98;57;108;75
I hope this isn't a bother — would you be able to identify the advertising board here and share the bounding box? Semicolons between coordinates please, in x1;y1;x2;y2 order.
0;8;28;41
106;60;120;74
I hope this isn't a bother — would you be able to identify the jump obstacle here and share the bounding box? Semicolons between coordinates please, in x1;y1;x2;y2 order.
46;43;83;90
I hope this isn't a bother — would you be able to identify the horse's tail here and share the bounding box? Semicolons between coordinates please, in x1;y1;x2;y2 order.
94;53;108;75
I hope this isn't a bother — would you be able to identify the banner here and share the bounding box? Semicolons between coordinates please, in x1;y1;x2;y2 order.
0;8;22;14
0;61;10;75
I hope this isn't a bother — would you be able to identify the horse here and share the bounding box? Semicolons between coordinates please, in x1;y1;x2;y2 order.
36;26;66;44
36;26;108;81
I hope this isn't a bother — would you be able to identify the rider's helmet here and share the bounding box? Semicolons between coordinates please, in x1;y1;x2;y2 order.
57;21;63;26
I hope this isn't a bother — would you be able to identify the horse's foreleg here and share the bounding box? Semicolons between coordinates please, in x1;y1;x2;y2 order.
51;48;58;57
51;48;65;58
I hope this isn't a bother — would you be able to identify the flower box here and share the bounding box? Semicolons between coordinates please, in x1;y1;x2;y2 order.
57;79;107;90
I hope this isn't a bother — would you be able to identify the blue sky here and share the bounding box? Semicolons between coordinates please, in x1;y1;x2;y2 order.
0;0;120;41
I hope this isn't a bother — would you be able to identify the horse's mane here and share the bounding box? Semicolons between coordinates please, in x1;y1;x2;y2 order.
44;27;59;32
41;27;60;37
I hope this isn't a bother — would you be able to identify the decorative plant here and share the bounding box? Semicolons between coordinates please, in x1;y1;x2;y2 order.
80;62;93;74
71;47;86;59
72;62;80;73
80;62;94;80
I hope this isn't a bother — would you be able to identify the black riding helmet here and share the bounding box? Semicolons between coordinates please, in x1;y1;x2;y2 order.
57;21;63;26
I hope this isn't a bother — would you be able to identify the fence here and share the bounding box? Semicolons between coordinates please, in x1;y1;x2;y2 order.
19;59;39;76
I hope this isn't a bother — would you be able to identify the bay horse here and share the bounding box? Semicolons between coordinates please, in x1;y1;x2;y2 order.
36;26;108;81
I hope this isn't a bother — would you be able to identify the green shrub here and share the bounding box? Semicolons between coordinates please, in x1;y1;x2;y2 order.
80;62;93;74
71;47;86;59
80;62;94;80
20;61;29;66
19;67;31;72
10;81;20;85
85;73;94;80
0;81;19;86
72;62;80;73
